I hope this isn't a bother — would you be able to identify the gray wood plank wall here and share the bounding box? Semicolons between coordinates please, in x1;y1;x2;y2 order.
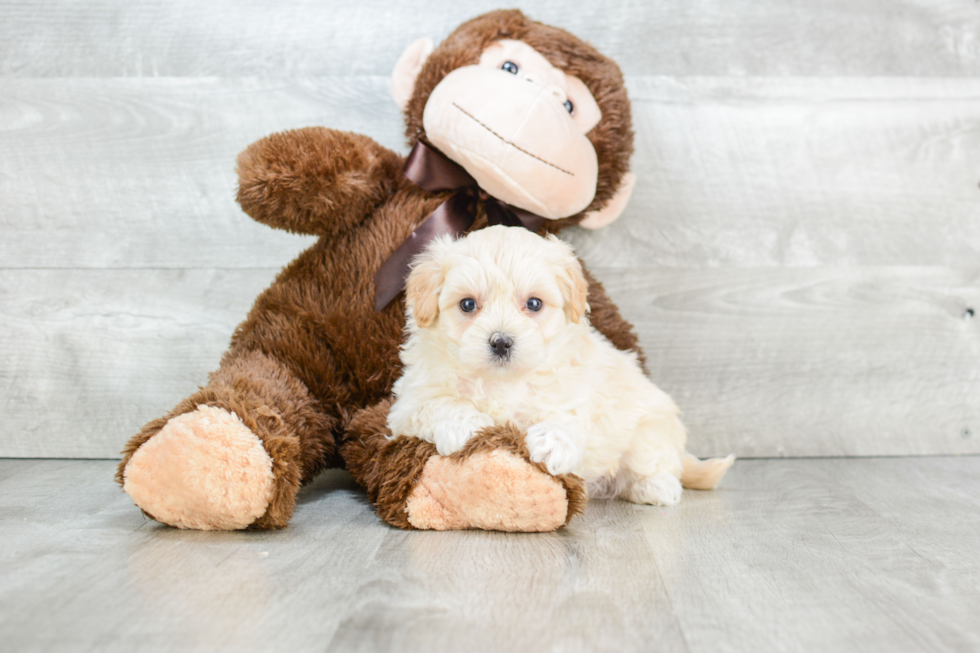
1;1;978;458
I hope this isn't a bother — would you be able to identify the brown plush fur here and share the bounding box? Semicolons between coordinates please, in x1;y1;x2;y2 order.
343;399;439;529
117;9;640;530
237;129;404;237
117;351;314;528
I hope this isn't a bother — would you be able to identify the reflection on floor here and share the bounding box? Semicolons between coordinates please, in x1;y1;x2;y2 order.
1;457;978;652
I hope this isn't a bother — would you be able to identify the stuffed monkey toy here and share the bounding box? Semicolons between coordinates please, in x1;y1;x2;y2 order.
117;9;642;531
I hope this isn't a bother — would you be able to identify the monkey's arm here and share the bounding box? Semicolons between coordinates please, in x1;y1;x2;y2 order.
236;127;404;238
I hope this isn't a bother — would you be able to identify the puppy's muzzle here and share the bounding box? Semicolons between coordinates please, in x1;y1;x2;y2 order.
489;332;515;360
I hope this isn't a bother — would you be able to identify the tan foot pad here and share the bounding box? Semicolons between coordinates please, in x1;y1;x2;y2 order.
123;405;275;530
405;450;568;531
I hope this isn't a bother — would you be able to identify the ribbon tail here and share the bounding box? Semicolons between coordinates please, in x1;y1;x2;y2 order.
373;190;478;311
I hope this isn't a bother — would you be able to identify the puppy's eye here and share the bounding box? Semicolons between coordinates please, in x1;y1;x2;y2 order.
501;61;519;74
563;99;574;114
459;298;478;313
526;297;543;312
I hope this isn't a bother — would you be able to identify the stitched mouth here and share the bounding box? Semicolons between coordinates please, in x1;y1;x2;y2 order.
452;103;574;177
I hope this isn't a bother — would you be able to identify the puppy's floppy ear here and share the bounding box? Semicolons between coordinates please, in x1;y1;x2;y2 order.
550;238;589;323
406;238;448;328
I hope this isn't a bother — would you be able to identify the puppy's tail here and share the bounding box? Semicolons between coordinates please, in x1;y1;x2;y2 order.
680;452;735;490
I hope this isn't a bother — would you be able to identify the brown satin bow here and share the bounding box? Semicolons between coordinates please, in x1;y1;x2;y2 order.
373;139;547;311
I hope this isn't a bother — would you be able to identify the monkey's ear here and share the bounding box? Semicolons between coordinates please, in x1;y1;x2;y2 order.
406;241;447;328
391;37;435;110
578;172;636;230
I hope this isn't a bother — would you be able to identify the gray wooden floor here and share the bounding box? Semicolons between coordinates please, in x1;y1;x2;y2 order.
1;457;979;653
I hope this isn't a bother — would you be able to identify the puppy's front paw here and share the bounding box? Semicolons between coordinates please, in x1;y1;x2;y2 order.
628;471;683;506
525;421;583;476
431;414;495;456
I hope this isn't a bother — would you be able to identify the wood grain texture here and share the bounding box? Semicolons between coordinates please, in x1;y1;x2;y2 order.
0;269;279;458
0;77;401;269
3;77;979;269
2;0;980;77
638;457;980;652
1;267;976;459
564;76;980;269
1;457;979;652
598;266;980;458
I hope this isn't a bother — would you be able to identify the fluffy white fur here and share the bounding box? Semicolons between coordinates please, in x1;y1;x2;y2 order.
388;226;734;506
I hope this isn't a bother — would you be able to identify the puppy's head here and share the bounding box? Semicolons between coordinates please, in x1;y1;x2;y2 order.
405;225;589;375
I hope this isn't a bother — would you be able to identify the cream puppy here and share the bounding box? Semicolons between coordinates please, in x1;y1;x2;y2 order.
387;226;734;506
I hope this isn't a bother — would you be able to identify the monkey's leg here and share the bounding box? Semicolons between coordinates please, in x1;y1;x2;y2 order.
341;399;586;531
117;350;336;530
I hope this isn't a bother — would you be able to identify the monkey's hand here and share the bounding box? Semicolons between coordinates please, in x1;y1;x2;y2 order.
236;127;403;239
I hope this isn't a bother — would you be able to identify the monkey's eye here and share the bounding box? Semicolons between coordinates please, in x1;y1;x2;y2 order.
459;298;478;313
563;99;574;114
526;297;543;312
501;61;519;75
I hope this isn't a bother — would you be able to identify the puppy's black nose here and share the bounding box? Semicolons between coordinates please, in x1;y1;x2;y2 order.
489;333;514;358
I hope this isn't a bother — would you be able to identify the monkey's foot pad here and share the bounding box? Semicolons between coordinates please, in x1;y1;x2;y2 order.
405;449;568;531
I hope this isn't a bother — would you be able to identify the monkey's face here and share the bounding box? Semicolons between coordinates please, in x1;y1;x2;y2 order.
422;40;602;220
